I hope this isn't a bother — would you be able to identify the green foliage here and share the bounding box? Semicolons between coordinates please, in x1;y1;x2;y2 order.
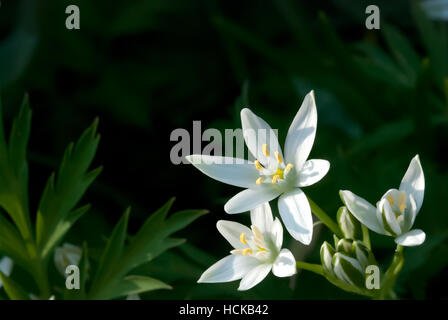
0;98;205;300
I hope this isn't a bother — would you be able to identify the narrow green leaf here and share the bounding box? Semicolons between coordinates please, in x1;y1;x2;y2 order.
106;275;171;300
36;119;101;257
89;208;130;297
0;271;29;300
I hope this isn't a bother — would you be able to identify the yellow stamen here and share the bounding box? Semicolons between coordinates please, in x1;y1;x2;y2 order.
240;232;247;244
254;160;263;171
398;192;406;213
242;248;253;256
285;163;294;172
251;225;264;242
387;195;395;205
262;144;269;156
257;247;267;252
274;151;283;163
256;177;264;185
272;175;280;184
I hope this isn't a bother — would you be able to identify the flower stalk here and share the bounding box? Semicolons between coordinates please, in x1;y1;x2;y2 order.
307;196;342;238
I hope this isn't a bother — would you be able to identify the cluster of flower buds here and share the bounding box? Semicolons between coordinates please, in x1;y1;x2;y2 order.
320;207;377;290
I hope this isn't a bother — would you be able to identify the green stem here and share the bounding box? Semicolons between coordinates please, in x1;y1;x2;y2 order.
377;245;404;299
296;261;324;276
307;196;342;238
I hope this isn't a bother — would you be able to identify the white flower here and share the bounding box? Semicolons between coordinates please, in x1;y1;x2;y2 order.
54;243;82;275
186;91;329;244
0;256;13;288
340;155;425;247
198;203;296;291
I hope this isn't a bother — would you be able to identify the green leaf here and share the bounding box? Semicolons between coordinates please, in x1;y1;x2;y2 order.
0;96;33;245
382;23;420;86
89;208;130;297
0;271;29;300
124;206;208;270
105;275;171;300
412;1;448;86
36;118;101;258
0;214;28;267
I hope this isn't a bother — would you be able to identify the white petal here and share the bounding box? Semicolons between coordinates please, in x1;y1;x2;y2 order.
240;108;282;167
0;257;13;275
198;255;259;283
405;194;418;231
333;253;363;286
216;220;252;249
185;155;259;188
0;257;13;288
395;229;426;247
278;189;313;245
399;155;425;214
379;198;402;235
250;203;274;233
272;249;296;277
284;91;317;172
340;190;386;235
271;218;283;250
238;263;272;291
297;159;330;187
224;187;281;214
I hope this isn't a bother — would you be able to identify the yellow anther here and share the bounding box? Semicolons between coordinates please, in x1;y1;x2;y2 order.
242;248;253;256
387;195;395;205
285;163;294;172
254;160;263;171
240;232;247;244
272;175;280;184
256;177;264;185
262;144;270;156
257;247;267;252
398;192;407;213
274;151;283;163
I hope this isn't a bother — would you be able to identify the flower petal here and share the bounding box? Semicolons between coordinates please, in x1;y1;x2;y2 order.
240;108;282;167
284;91;317;172
379;198;402;235
278;189;313;245
272;249;296;277
340;190;386;235
271;218;283;250
224;187;281;214
185;155;259;188
250;203;274;234
395;229;426;247
238;263;272;291
297;159;330;187
216;220;252;249
198;255;259;283
399;155;425;214
0;256;13;288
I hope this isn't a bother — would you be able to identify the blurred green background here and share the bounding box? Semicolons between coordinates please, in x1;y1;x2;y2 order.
0;0;447;299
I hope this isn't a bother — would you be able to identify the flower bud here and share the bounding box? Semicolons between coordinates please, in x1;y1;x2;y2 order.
337;206;362;240
54;243;82;275
320;239;375;290
332;253;365;288
320;241;335;275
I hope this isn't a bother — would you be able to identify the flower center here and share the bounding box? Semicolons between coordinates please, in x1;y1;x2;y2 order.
254;144;293;185
231;225;270;260
387;191;407;219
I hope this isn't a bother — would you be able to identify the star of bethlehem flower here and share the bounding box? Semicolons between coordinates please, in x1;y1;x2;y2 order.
197;203;296;291
186;91;329;244
54;243;82;275
340;155;425;247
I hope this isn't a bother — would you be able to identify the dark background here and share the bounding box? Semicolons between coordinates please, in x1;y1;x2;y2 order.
0;0;447;299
